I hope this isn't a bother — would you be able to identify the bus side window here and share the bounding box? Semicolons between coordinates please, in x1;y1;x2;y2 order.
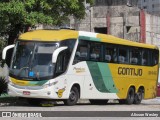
90;42;101;62
61;39;76;61
55;50;69;76
118;47;129;64
73;40;89;64
104;44;117;63
142;49;148;66
151;50;159;66
130;48;141;65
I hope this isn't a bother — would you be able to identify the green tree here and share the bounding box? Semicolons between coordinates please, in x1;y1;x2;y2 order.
0;77;8;96
0;0;93;45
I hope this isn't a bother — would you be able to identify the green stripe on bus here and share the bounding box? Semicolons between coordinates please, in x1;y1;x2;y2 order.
79;36;101;42
87;61;109;92
87;61;118;93
97;63;118;93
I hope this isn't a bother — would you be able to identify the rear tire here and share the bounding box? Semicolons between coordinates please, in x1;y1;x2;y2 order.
133;89;143;104
125;87;135;105
89;100;108;105
64;87;79;106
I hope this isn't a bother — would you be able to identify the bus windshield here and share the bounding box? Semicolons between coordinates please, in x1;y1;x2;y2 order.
10;41;59;80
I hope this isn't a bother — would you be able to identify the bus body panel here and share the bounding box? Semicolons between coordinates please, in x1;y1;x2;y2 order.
108;64;158;99
68;61;119;99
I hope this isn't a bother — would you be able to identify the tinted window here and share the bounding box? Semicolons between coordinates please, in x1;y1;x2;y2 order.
118;47;129;64
142;49;149;66
55;50;70;76
130;48;141;65
73;40;159;67
104;44;117;63
90;42;101;61
74;40;89;64
151;50;159;66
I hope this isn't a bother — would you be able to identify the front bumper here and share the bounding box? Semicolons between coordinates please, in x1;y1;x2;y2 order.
8;84;58;99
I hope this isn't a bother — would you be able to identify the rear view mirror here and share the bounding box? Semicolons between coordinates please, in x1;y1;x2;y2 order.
52;46;68;63
2;44;15;67
2;44;15;60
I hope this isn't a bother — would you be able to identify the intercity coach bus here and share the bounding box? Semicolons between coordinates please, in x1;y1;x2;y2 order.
2;29;159;105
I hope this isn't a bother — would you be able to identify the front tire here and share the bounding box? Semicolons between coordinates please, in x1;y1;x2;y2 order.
64;87;79;106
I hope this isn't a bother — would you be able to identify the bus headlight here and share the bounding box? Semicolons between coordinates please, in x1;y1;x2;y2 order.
43;81;58;88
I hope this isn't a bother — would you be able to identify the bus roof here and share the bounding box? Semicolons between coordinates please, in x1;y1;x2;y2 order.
19;29;79;41
19;29;157;49
97;34;157;49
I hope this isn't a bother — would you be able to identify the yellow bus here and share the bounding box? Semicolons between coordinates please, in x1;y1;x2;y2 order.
2;29;159;105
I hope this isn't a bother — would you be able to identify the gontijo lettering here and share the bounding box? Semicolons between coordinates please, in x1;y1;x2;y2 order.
118;67;142;76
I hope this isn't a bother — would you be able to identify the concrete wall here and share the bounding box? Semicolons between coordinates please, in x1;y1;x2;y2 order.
70;5;141;42
70;4;160;47
145;13;160;46
94;0;138;6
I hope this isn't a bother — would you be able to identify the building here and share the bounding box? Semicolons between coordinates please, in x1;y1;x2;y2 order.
138;0;160;15
95;0;138;6
70;0;160;47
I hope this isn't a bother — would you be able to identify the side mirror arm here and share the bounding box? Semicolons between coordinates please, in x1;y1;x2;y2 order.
52;47;68;63
2;44;15;60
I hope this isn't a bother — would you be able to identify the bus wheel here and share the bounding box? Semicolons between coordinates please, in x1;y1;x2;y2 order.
64;87;79;106
89;100;108;105
125;87;135;105
27;98;41;106
133;89;143;104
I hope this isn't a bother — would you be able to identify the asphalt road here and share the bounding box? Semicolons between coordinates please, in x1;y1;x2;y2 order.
0;97;160;120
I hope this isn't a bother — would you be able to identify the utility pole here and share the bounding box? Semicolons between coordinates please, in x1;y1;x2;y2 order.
136;28;139;42
107;5;111;34
84;0;92;32
89;8;92;32
123;12;126;39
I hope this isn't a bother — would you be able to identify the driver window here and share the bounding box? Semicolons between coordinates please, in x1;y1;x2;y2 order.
73;40;88;64
55;50;70;76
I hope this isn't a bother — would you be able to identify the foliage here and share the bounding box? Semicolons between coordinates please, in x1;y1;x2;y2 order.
0;0;94;44
0;38;6;51
0;38;7;60
0;77;8;96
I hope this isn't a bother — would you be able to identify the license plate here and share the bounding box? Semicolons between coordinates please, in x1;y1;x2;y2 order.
23;91;31;95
